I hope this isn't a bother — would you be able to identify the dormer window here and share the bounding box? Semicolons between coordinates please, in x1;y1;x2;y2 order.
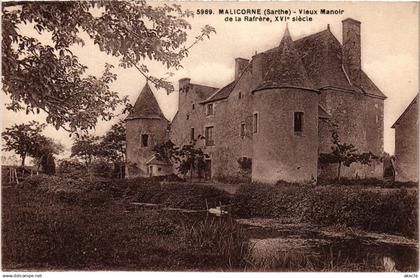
206;103;214;116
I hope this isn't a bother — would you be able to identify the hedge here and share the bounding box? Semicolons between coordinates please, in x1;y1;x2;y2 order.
233;184;418;237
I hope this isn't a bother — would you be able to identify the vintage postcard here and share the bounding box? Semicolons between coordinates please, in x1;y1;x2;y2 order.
1;0;419;276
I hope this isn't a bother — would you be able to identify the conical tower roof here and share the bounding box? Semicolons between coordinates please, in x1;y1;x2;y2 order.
126;83;166;120
256;25;314;91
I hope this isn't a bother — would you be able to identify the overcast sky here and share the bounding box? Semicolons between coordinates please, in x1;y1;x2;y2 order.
2;1;419;159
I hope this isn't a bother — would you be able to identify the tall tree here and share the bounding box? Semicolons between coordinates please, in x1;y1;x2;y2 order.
153;139;208;181
30;136;64;173
1;121;46;166
99;119;127;178
70;134;101;170
2;1;215;133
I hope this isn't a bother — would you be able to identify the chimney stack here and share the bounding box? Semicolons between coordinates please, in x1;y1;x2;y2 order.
342;18;361;86
235;58;249;80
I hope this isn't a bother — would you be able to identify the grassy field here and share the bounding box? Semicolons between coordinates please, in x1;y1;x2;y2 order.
2;184;247;271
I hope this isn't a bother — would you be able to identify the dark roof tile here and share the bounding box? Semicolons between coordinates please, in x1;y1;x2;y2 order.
256;26;314;91
202;81;236;103
391;94;418;128
359;71;387;99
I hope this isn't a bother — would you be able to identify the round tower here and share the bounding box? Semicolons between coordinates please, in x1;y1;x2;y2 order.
251;26;319;184
125;83;170;177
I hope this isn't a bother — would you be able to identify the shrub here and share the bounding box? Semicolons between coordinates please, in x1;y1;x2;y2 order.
317;177;384;187
56;159;87;178
19;174;50;189
119;179;232;210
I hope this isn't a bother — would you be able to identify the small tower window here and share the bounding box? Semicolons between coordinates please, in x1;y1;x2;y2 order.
253;113;258;133
141;134;149;147
206;103;214;116
294;112;304;135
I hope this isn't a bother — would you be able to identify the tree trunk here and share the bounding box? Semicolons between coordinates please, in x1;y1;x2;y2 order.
190;162;193;182
21;154;26;166
337;162;342;181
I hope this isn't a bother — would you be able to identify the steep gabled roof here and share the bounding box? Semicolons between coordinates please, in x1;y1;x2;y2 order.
190;83;219;101
294;29;354;90
255;26;314;92
126;83;166;120
201;60;252;104
391;94;418;128
199;23;386;103
359;71;387;99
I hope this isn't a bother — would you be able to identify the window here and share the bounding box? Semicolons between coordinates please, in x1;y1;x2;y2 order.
253;113;258;133
186;114;190;120
190;127;195;141
205;126;214;146
240;123;246;137
192;103;195;110
238;91;242;99
206;103;214;116
294;112;304;134
158;167;162;172
141;134;149;147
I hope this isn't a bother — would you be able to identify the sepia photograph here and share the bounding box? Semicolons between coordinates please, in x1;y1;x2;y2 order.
1;0;419;275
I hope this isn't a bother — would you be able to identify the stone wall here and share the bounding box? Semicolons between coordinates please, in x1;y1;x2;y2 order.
252;88;319;184
207;69;254;181
318;88;384;179
126;118;168;177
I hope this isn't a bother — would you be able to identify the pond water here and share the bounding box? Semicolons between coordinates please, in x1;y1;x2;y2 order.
237;218;418;272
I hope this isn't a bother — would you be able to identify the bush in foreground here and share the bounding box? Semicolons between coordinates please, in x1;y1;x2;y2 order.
21;175;232;210
233;184;418;237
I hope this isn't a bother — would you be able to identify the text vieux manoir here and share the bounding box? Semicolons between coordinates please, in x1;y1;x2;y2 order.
218;9;344;15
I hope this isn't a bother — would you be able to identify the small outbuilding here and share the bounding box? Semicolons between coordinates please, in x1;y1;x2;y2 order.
145;156;173;177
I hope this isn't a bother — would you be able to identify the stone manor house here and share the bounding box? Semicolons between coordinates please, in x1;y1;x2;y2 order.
126;18;386;183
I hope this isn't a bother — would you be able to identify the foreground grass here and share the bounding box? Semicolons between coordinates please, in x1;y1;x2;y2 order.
2;186;247;271
3;175;418;271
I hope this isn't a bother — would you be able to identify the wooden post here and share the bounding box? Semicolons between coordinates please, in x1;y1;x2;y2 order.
14;169;19;184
